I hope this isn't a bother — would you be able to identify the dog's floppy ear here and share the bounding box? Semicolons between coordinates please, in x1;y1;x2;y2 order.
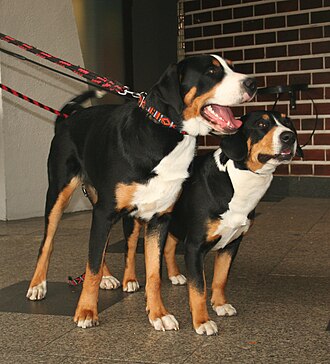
219;130;248;162
149;63;184;116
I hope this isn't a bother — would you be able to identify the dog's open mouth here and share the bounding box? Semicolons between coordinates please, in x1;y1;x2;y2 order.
201;104;242;134
277;148;294;161
258;148;294;163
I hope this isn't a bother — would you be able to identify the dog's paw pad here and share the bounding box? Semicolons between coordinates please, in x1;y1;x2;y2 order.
26;281;47;300
99;275;120;290
195;320;218;336
169;274;187;285
149;314;179;331
123;280;140;293
213;303;237;317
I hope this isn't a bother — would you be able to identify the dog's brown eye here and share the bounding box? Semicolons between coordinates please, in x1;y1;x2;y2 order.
206;67;220;75
257;120;268;128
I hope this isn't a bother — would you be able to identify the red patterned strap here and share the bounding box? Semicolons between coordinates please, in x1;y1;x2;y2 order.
67;273;86;286
0;83;68;118
0;32;186;134
0;32;126;95
139;94;187;135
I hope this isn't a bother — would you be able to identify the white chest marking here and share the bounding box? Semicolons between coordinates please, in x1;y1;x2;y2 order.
211;158;273;250
131;135;196;220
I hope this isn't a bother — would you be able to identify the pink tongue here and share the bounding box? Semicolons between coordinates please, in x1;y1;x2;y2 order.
212;105;242;129
281;148;292;155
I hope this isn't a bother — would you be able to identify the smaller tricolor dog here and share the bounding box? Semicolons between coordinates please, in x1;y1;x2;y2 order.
168;110;303;335
119;110;302;334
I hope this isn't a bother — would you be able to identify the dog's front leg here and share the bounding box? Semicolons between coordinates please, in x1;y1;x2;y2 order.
74;205;115;328
185;240;218;335
99;260;121;290
164;233;187;285
145;213;179;331
122;216;142;292
211;237;242;317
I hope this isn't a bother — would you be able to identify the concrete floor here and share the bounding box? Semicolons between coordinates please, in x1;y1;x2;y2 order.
0;197;329;363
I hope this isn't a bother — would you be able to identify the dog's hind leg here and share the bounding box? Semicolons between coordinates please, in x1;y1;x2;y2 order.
27;178;80;300
122;216;142;293
211;237;241;317
164;233;187;286
145;214;179;331
27;136;81;301
27;177;80;300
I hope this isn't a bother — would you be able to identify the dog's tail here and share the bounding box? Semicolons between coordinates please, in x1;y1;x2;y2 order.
55;89;107;131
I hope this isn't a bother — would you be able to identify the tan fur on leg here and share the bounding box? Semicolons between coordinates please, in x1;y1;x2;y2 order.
164;233;186;285
123;219;142;292
211;251;237;317
211;251;232;307
144;225;179;331
164;233;180;277
74;261;103;328
27;177;80;300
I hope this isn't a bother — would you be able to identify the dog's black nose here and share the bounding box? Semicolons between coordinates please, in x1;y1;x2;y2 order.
243;77;257;96
280;131;296;145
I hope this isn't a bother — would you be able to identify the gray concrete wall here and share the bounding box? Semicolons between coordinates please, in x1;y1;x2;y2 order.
0;76;5;219
0;0;90;220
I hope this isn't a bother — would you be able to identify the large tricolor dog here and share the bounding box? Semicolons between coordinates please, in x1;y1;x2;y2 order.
26;54;256;331
118;110;302;334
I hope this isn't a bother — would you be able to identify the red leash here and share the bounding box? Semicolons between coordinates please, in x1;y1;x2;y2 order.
0;32;127;95
0;83;69;118
0;32;187;134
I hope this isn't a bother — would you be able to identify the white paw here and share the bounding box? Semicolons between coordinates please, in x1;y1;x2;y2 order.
99;275;120;290
26;280;47;300
149;314;179;331
123;280;140;293
169;274;187;285
195;320;218;336
212;303;237;317
76;319;99;329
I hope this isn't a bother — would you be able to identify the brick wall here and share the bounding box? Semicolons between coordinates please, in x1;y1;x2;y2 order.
182;0;330;177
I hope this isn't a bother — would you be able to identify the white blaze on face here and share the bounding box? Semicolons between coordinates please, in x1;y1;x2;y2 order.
208;55;253;105
182;55;254;136
272;115;298;156
253;116;298;175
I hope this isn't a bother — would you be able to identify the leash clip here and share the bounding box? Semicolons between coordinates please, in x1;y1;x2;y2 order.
117;86;147;100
